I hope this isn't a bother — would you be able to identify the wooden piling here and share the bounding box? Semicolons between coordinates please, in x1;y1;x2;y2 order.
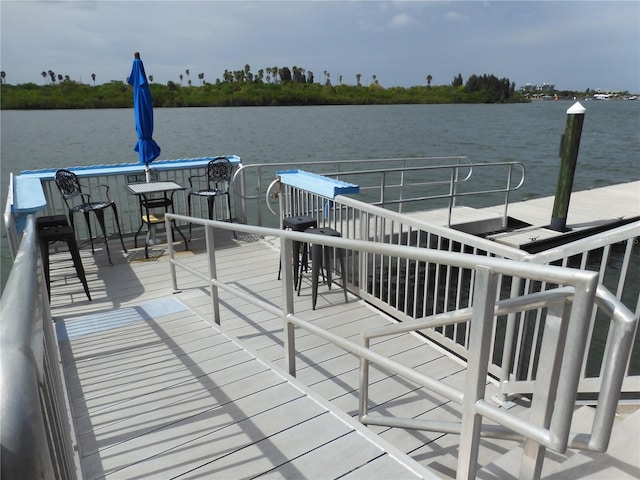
550;102;586;232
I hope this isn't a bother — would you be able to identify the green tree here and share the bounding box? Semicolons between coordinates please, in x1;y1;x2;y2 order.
426;74;432;87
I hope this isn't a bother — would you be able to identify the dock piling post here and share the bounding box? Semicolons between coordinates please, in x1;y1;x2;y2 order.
550;102;586;232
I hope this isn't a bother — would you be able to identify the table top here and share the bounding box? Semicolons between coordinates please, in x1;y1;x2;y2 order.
126;181;184;195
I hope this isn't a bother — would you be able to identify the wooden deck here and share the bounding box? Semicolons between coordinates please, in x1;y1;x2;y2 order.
46;182;640;479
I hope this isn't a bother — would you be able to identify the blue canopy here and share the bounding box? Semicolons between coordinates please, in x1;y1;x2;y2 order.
128;53;160;169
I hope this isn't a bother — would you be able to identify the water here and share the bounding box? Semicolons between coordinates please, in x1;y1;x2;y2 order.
2;101;639;289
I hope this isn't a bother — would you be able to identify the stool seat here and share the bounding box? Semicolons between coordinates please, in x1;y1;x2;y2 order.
36;214;69;229
283;215;318;231
300;227;348;310
37;218;91;301
279;215;318;285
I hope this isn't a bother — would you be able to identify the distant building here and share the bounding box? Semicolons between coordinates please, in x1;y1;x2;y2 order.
520;82;556;93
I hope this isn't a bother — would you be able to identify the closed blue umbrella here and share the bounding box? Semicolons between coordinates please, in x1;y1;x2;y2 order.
128;52;160;182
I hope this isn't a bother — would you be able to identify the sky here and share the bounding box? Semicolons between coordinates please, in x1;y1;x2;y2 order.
1;1;639;93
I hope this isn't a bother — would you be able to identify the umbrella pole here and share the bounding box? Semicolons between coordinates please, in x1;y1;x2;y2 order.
145;166;151;183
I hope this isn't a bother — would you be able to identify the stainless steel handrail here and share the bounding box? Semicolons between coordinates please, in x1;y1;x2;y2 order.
165;213;635;480
0;215;79;479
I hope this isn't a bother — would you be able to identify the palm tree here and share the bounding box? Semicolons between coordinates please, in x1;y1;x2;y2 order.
41;71;47;84
185;69;190;84
426;74;433;87
356;73;362;87
179;74;183;85
149;75;154;83
91;73;96;86
198;72;205;85
0;71;5;84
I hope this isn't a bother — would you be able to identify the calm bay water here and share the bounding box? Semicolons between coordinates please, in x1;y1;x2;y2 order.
2;102;639;288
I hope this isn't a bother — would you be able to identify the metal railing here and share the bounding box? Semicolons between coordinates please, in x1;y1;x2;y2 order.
28;156;524;246
165;213;636;480
235;156;525;227
275;182;640;397
0;215;80;479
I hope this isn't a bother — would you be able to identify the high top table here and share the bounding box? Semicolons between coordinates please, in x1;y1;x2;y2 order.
126;181;189;258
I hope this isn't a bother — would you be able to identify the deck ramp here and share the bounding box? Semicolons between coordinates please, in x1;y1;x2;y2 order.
57;297;434;479
48;221;638;479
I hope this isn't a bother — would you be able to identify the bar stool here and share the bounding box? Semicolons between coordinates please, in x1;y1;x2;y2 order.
37;215;91;301
298;226;348;310
278;215;318;287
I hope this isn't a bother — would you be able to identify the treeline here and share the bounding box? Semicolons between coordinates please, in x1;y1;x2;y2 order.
0;70;529;110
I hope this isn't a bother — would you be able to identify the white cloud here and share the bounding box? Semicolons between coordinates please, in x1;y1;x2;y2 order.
388;12;417;28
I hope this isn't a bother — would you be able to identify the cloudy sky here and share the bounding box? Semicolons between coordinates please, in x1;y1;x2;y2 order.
1;1;638;92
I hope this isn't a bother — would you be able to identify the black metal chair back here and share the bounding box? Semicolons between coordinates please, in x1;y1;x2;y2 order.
202;157;233;192
187;156;235;238
54;169;126;264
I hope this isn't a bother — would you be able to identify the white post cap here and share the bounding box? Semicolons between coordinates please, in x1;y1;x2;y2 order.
567;101;586;114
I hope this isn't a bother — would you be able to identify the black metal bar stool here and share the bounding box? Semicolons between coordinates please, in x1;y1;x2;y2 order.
278;215;318;287
298;226;348;310
37;215;91;301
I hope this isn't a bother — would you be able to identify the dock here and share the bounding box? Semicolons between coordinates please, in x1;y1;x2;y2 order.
45;182;639;479
405;181;639;250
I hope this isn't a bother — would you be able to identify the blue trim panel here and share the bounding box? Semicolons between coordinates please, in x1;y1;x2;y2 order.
276;169;359;198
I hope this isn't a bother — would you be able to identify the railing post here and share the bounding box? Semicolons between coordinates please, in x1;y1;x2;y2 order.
166;217;178;292
520;299;570;479
497;277;522;404
503;164;513;229
359;335;371;420
447;167;457;227
205;225;221;325
279;187;297;377
457;266;498;480
233;166;248;224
